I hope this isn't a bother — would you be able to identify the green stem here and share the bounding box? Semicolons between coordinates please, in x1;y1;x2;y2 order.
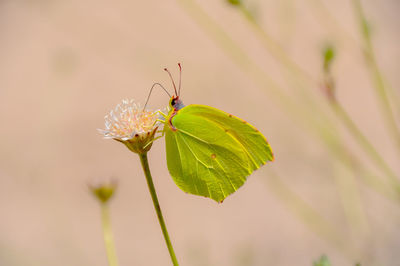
331;101;400;193
235;1;400;197
101;204;119;266
352;0;400;152
139;152;179;266
306;0;359;47
331;161;370;238
238;4;315;85
263;170;357;260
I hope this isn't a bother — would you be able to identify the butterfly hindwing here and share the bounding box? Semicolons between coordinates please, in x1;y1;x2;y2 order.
165;104;273;202
165;113;251;202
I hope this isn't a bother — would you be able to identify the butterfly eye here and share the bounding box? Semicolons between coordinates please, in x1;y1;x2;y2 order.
171;98;176;106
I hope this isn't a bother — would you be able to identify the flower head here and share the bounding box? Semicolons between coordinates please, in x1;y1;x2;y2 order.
99;99;160;154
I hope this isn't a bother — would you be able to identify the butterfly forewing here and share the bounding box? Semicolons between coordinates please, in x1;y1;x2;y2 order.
180;105;274;167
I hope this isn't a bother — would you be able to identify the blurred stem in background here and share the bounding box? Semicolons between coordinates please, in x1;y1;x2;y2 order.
90;182;120;266
321;45;400;195
230;1;400;193
176;0;399;203
235;1;314;84
323;47;370;235
264;169;358;260
306;0;359;47
332;160;370;239
308;0;400;125
277;0;296;48
101;204;120;266
234;0;333;120
313;255;332;266
351;0;400;152
235;0;315;84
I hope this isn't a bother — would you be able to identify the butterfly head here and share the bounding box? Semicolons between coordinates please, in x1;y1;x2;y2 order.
143;64;185;112
165;63;185;110
169;95;185;110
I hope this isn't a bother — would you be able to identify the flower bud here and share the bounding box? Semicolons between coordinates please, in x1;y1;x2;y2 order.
90;181;117;204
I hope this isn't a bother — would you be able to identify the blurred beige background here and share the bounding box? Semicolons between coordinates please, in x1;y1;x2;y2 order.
0;0;399;265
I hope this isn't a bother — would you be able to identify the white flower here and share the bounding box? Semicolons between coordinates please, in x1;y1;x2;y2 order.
99;99;161;153
99;99;159;140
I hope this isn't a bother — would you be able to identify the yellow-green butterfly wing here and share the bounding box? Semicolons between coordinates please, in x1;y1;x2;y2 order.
165;104;273;202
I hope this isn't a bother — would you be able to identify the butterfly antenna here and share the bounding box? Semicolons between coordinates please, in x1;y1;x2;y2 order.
178;63;182;96
164;67;178;96
143;82;171;110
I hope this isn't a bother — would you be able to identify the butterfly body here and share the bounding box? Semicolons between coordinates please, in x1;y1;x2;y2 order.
163;96;274;202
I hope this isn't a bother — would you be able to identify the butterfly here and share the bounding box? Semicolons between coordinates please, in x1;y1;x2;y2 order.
157;64;274;203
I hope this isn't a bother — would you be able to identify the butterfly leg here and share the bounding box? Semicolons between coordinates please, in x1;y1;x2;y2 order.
154;110;168;126
157;110;168;119
156;119;166;124
143;130;165;149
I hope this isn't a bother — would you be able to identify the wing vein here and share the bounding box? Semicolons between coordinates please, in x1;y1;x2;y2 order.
190;113;260;168
174;132;200;195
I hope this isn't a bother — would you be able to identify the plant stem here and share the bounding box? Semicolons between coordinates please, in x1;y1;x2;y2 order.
306;0;359;47
238;4;315;85
139;152;179;266
331;101;400;193
235;1;400;196
332;161;370;238
263;169;357;260
101;204;119;266
352;0;400;152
